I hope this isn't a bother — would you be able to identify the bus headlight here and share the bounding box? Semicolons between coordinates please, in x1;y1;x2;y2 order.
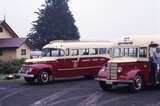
27;67;33;73
100;66;106;72
118;67;122;73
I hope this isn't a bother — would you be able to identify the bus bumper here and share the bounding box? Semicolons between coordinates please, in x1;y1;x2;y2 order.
95;78;133;84
18;73;34;78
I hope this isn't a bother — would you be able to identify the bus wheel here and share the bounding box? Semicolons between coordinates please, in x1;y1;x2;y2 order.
129;74;144;92
38;71;49;84
24;77;35;85
99;81;112;91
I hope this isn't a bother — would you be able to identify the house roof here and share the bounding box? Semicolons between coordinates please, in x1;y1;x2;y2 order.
0;38;30;48
0;20;18;38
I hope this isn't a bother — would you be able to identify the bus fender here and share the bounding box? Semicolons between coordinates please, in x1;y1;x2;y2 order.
31;64;54;75
126;69;143;80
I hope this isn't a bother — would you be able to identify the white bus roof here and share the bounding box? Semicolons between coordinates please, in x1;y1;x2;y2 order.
43;40;112;49
113;35;160;47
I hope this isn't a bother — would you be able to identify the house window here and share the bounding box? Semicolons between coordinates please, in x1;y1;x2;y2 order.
0;27;3;32
0;49;3;56
21;49;26;55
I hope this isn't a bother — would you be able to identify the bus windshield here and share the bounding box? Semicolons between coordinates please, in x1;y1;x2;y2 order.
112;47;138;58
42;48;65;57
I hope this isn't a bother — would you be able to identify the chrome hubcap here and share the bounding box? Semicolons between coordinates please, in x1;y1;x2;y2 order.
41;72;48;83
134;76;142;90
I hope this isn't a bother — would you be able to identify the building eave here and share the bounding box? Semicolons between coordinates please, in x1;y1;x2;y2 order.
0;21;18;38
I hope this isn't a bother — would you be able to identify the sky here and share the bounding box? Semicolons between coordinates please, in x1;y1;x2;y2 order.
0;0;159;41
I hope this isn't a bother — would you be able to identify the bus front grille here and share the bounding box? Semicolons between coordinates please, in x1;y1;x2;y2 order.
108;63;118;80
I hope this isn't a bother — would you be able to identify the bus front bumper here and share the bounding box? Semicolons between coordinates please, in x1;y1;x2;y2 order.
18;73;34;78
95;78;133;84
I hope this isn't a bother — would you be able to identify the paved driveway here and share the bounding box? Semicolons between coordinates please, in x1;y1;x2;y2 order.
0;78;160;106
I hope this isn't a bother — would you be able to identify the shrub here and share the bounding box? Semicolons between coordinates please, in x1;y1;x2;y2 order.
0;59;25;74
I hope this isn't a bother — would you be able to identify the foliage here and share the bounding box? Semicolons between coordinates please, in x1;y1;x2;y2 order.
27;0;80;50
0;59;25;74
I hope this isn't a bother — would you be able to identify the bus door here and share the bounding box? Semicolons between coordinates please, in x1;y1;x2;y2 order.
148;43;159;83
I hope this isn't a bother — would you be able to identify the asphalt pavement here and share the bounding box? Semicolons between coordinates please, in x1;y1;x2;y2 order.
0;78;160;106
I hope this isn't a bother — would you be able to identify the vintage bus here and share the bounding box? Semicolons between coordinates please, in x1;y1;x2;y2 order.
18;40;111;84
96;36;160;92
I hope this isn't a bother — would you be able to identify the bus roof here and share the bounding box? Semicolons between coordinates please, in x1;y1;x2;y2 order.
113;35;160;47
43;40;112;49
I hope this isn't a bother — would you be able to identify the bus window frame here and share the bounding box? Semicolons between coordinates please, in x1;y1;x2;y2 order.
64;47;110;58
80;48;89;56
139;47;148;58
111;46;140;58
42;48;65;57
65;48;70;56
89;48;98;55
99;48;107;54
70;49;79;56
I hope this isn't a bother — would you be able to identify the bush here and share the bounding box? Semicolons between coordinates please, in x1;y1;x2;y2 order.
0;59;25;74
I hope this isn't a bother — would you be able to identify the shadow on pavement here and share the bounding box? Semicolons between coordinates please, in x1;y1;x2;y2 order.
20;76;95;87
100;85;160;94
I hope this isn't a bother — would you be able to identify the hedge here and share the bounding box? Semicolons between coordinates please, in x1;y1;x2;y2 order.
0;58;25;74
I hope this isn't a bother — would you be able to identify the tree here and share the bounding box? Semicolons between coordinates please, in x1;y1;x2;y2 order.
28;0;80;50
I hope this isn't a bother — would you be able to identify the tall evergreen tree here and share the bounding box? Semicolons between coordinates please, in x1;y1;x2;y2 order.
28;0;80;50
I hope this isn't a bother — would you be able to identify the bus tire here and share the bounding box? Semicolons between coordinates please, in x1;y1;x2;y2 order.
99;81;112;91
38;71;49;84
129;74;144;93
24;77;35;85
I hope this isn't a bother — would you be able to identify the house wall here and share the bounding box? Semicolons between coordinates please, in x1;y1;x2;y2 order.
0;25;12;38
0;49;16;61
16;43;31;59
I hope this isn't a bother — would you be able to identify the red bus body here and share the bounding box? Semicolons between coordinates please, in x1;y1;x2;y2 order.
96;36;160;92
22;56;109;78
19;41;111;84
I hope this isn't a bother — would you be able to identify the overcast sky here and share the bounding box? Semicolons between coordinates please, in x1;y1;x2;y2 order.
0;0;159;41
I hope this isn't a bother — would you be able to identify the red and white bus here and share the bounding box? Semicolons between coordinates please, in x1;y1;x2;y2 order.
96;36;160;92
19;40;111;84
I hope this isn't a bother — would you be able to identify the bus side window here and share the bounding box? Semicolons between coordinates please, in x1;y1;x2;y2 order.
58;49;65;56
124;48;129;56
80;48;89;55
99;48;107;54
51;49;59;56
89;48;98;55
66;49;70;56
129;48;138;57
139;47;147;57
71;49;79;56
